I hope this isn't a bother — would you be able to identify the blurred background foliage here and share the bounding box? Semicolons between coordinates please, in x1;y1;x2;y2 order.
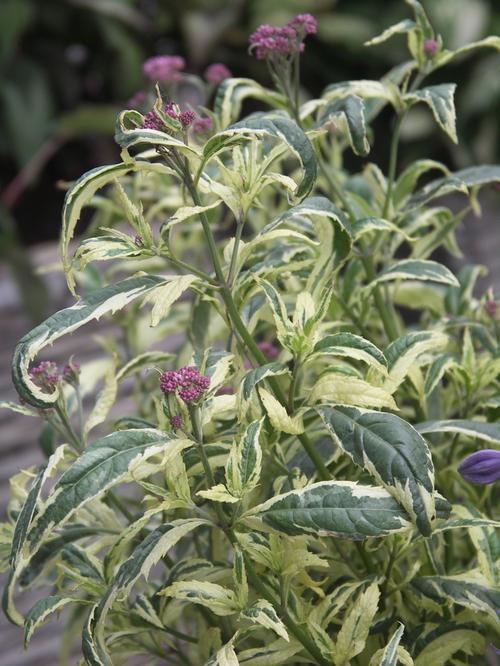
0;0;499;318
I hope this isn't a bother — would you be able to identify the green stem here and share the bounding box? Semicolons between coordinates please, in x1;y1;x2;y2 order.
381;114;403;219
361;248;400;342
54;402;82;453
288;360;301;412
379;541;398;610
355;541;374;575
163;253;217;285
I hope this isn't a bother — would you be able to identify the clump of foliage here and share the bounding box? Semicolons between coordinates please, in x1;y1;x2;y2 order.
2;2;500;664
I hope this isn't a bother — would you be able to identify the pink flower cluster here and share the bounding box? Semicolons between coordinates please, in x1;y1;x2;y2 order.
143;55;186;83
160;366;211;403
204;63;232;85
484;299;498;318
164;102;196;128
249;14;317;60
30;361;60;389
63;359;80;384
142;110;165;131
142;104;197;132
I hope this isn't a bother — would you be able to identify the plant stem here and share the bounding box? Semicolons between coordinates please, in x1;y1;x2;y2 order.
227;217;244;288
288;360;301;412
360;249;400;342
379;541;398;610
381;114;403;219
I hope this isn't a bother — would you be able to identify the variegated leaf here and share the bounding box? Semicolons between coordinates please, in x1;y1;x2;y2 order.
240;599;289;641
404;84;457;143
316;405;435;536
12;275;171;407
242;481;416;540
25;429;193;551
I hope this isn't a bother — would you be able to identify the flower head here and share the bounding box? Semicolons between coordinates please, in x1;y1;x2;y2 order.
458;449;500;484
143;55;186;82
249;15;315;61
62;359;80;385
423;39;438;56
160;366;210;403
170;415;183;430
484;299;498;318
288;14;317;35
192;116;213;135
142;110;165;131
204;63;232;85
179;109;196;128
30;361;60;390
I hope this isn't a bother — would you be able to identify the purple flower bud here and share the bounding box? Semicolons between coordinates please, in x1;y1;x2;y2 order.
134;234;143;247
143;55;186;82
170;415;183;430
423;39;438;56
164;102;179;120
160;370;180;394
484;299;498;318
159;366;210;403
204;63;232;85
192;116;213;135
458;449;500;485
142;110;165;131
63;359;80;385
179;109;196;128
30;361;60;390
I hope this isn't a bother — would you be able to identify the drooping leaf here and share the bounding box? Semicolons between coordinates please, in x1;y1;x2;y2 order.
404;85;457;143
26;429;193;550
242;481;416;540
116;351;174;382
411;575;500;624
316;95;370;156
316;405;435;536
12;275;171;407
415;419;500;444
61;160;171;294
24;595;82;647
214;77;286;128
310;375;397;411
143;274;199;326
406;165;500;209
412;623;486;666
372;259;459;288
312;333;387;374
159;580;240;616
